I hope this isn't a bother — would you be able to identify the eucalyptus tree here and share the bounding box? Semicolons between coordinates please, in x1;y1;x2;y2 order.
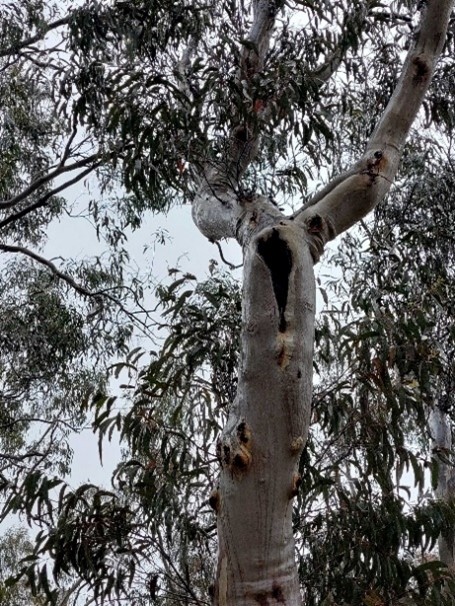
0;528;47;606
2;1;455;605
0;0;155;502
323;136;455;571
179;3;454;604
68;0;454;603
298;134;455;604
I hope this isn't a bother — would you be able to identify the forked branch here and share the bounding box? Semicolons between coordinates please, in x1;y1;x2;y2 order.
310;0;376;87
204;0;286;188
299;0;454;239
192;1;287;242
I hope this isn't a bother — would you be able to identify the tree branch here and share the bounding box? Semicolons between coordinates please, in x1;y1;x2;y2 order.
0;244;99;298
0;151;101;211
0;244;155;338
205;0;286;187
0;16;70;58
213;241;243;269
193;2;286;242
0;164;100;231
298;0;454;240
309;1;374;87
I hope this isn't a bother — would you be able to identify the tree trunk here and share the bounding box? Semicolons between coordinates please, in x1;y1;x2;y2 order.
213;220;315;606
431;400;455;569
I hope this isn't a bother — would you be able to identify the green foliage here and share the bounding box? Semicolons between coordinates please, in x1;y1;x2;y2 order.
0;5;155;603
12;248;453;605
295;127;455;606
0;528;47;606
3;270;239;604
0;1;454;605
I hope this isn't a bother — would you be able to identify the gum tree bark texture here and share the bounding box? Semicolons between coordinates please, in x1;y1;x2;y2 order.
190;1;454;604
214;220;316;605
431;398;455;569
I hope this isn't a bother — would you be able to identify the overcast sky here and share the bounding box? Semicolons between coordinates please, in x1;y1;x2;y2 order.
43;183;244;487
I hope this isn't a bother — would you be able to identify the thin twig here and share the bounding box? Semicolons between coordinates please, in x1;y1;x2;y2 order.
214;241;242;269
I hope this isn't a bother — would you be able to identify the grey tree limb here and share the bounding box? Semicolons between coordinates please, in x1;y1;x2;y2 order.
0;150;102;211
193;1;286;242
0;16;70;58
0;164;100;230
297;0;455;241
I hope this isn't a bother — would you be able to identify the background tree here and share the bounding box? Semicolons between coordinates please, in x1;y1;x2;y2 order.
0;4;156;601
0;528;47;605
0;0;157;537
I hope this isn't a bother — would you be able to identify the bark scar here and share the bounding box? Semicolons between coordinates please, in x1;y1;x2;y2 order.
412;55;430;83
209;488;220;513
272;582;285;604
257;229;293;332
289;473;302;498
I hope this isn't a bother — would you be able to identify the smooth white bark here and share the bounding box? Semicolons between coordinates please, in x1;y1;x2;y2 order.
189;1;455;604
299;0;454;241
213;221;315;606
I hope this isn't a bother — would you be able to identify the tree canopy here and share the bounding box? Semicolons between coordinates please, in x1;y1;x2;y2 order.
0;0;454;604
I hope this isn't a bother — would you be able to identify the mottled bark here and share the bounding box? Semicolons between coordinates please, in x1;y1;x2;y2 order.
190;1;454;604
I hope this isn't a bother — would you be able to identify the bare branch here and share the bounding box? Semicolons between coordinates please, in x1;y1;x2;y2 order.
0;16;70;58
0;244;155;337
298;0;454;240
60;125;79;164
0;151;101;211
213;241;243;269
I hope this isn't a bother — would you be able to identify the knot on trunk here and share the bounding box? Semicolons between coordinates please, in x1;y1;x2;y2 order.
289;473;302;498
290;436;304;455
412;54;430;83
216;421;253;475
209;488;221;513
251;582;286;605
232;448;252;472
